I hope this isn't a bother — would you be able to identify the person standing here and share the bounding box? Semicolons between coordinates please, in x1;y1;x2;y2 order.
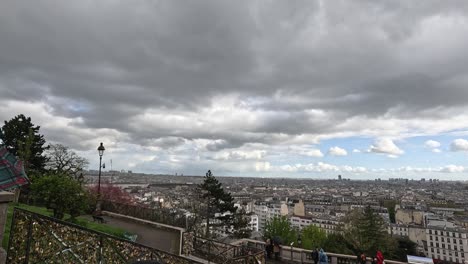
273;241;281;260
319;248;328;264
265;239;273;259
312;248;319;264
376;250;384;264
360;252;367;264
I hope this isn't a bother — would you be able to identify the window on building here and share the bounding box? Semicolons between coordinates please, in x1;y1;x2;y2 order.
430;230;433;234
462;253;465;258
431;242;434;247
437;249;440;254
436;237;439;241
436;243;439;248
442;237;445;242
459;239;463;245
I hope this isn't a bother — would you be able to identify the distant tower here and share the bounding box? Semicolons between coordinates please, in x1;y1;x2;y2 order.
338;175;342;181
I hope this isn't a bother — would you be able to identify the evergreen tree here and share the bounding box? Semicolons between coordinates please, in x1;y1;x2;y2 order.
342;206;393;256
198;170;236;237
230;208;252;239
0;114;48;173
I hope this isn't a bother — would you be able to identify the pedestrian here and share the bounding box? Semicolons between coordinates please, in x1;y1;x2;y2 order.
319;248;328;264
312;248;319;264
273;241;281;260
376;250;384;264
265;239;273;259
360;252;367;264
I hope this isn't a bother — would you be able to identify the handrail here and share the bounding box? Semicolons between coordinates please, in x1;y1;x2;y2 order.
235;238;407;264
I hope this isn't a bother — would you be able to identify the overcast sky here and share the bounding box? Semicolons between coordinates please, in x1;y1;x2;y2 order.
2;1;468;179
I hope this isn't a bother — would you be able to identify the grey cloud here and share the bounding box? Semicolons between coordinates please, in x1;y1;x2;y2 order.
2;0;468;153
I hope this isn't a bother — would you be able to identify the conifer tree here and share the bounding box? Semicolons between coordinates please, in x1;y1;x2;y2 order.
0;114;48;173
343;206;392;256
198;170;236;237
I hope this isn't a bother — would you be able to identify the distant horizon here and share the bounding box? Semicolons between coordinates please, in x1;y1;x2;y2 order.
86;169;467;182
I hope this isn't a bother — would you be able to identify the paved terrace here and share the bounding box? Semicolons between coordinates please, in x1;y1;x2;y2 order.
97;211;184;255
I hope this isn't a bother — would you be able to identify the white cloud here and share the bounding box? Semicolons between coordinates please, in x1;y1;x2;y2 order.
275;162;366;173
352;149;361;153
450;139;468;152
432;148;441;153
425;140;441;149
213;150;266;160
328;146;348;156
440;165;464;173
288;146;324;158
304;149;324;158
368;138;404;156
255;162;271;172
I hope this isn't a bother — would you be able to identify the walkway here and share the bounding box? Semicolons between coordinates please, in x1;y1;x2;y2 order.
82;214;181;254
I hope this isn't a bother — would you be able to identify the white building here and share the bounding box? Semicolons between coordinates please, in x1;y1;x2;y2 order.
254;202;289;232
290;215;340;234
426;227;468;263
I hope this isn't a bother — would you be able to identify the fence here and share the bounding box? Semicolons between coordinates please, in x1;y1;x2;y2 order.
238;239;407;264
193;236;265;264
6;208;201;264
101;200;197;230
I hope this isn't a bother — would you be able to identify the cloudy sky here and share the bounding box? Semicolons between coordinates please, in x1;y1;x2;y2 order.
2;1;468;179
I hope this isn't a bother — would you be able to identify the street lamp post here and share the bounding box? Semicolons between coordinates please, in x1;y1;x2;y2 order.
96;142;105;212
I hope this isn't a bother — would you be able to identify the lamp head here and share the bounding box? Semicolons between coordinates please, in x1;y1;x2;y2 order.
97;142;105;157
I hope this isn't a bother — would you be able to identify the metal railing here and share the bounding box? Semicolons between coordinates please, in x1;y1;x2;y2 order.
237;239;407;264
6;208;201;264
193;237;265;264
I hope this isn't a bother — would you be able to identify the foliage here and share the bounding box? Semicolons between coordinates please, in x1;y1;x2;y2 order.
393;237;417;262
88;181;134;204
383;200;397;223
342;206;394;256
322;233;355;255
30;173;90;219
264;216;297;245
230;209;252;239
46;144;89;179
0;114;48;172
198;170;237;237
301;225;327;250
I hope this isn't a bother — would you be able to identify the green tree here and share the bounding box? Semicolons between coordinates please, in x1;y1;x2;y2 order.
46;144;89;179
230;209;252;239
381;200;397;223
342;206;394;256
322;233;355;255
0;114;48;172
264;216;297;245
198;170;237;237
393;237;417;262
30;173;90;219
301;225;327;250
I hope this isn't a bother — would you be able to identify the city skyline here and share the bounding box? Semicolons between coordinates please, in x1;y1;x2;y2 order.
2;1;468;179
